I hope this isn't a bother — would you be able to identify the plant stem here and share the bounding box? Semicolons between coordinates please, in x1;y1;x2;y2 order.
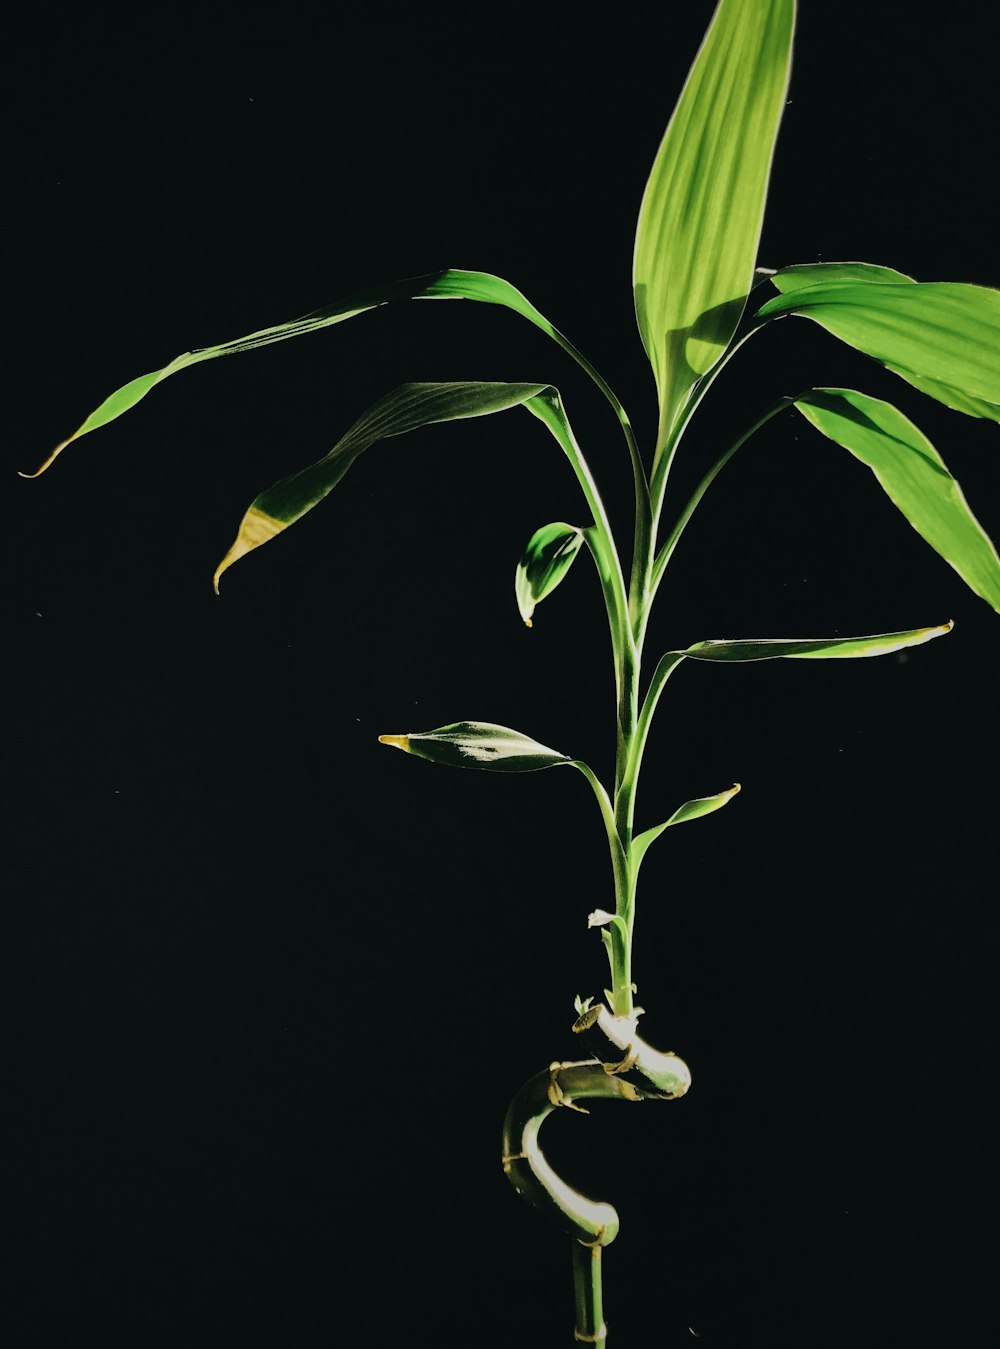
652;394;794;598
571;1239;607;1344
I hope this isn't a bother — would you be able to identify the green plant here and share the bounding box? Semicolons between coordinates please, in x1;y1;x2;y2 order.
24;0;999;1341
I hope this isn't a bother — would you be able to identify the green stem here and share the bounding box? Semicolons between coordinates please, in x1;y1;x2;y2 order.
651;394;794;599
650;321;769;534
571;1239;607;1344
547;332;653;626
526;393;630;674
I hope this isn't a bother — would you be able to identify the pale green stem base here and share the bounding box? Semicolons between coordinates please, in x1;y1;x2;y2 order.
571;1238;607;1344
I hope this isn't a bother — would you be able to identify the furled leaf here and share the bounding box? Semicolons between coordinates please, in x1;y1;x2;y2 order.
795;389;1000;612
634;0;795;457
683;624;952;662
515;522;585;627
757;279;1000;412
377;721;569;772
213;382;547;589
23;269;569;477
632;783;741;870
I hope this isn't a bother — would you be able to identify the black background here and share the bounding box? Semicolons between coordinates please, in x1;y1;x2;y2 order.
5;4;998;1346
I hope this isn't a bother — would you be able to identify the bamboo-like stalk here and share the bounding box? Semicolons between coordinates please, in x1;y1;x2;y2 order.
502;1026;691;1342
571;1239;606;1344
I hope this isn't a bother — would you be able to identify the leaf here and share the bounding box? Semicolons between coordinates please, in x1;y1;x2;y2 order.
771;261;914;291
22;269;569;478
632;783;741;870
757;279;1000;411
883;366;1000;424
682;624;953;662
213;381;547;589
795;389;1000;612
633;0;795;457
515;522;585;627
377;721;569;772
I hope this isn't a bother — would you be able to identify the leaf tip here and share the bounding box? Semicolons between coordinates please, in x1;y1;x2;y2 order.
523;616;533;629
19;435;74;479
213;507;283;593
378;734;411;754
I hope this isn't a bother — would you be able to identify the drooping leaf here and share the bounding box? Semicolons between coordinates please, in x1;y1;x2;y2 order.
213;381;546;589
22;269;573;478
757;279;1000;413
795;389;1000;612
682;624;953;662
634;0;795;457
377;721;569;772
515;522;585;627
632;783;741;870
883;366;1000;424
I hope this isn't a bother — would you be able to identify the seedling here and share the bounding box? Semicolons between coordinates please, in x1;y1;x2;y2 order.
25;1;999;1340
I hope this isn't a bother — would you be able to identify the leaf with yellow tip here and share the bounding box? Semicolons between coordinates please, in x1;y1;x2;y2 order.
213;381;548;591
515;522;585;627
377;721;570;772
23;268;580;478
632;784;741;871
682;624;953;662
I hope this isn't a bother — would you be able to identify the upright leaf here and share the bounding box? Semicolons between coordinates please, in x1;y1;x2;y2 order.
213;381;547;589
632;783;741;872
634;0;795;458
795;389;1000;613
378;721;570;772
757;280;1000;415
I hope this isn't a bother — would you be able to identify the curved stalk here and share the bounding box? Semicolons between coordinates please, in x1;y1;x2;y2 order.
502;1033;691;1341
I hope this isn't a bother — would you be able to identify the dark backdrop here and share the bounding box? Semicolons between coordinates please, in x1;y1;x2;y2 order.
5;4;997;1346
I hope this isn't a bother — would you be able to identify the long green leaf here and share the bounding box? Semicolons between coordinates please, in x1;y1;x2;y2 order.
683;624;952;662
633;0;795;458
515;522;585;627
378;721;569;772
22;269;574;478
213;381;546;589
757;279;1000;413
795;389;1000;612
770;264;1000;421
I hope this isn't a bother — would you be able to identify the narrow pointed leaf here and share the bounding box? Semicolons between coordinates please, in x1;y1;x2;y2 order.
634;0;795;455
515;522;585;627
683;623;952;662
757;280;1000;410
795;389;1000;612
23;269;572;478
377;721;569;772
213;381;546;589
633;783;741;870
